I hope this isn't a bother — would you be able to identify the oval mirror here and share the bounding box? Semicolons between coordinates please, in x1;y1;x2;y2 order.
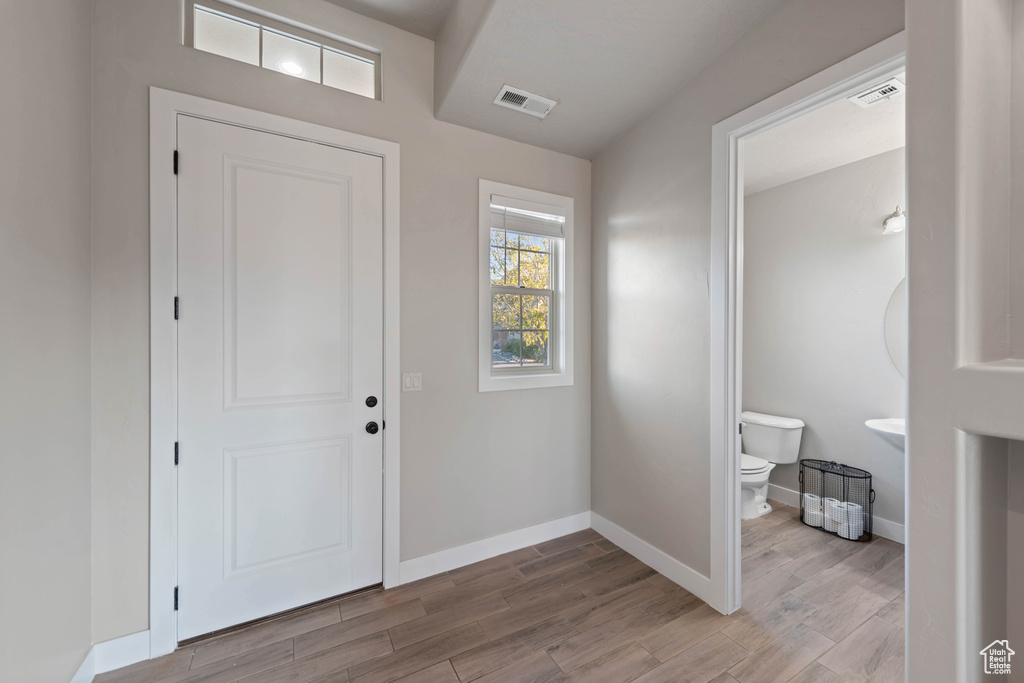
884;278;907;377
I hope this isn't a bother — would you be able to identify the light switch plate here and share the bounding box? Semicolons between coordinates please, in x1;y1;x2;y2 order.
402;372;422;392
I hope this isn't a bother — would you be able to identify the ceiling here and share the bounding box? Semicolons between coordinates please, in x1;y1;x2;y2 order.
329;0;789;159
436;0;788;159
323;0;455;38
743;78;906;195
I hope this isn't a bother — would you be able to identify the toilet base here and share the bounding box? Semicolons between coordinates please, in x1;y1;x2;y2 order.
741;480;773;520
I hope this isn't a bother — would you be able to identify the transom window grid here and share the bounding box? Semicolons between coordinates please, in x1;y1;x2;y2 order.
490;227;556;370
185;0;381;100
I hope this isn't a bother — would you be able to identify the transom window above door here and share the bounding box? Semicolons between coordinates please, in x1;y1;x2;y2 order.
479;181;574;392
186;0;381;100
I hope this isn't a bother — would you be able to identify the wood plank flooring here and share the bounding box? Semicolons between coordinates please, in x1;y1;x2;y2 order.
97;503;905;682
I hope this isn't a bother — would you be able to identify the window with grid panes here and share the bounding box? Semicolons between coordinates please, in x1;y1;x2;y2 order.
490;223;558;369
493;196;567;358
479;181;573;392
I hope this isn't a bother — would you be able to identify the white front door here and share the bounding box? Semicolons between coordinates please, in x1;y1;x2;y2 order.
176;114;384;640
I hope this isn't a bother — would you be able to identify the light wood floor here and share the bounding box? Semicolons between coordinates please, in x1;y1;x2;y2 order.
98;503;904;683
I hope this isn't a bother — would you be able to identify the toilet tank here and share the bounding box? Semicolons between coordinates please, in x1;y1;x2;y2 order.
741;411;805;464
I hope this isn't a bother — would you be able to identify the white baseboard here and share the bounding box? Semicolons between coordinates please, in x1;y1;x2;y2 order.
590;513;716;609
870;516;905;544
767;483;905;544
70;650;95;683
399;511;592;584
95;630;151;674
69;630;151;683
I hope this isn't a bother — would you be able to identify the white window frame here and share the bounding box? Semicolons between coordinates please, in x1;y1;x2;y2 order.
479;180;574;392
184;0;383;101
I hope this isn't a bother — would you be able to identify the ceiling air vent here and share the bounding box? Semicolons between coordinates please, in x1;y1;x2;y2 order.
847;78;905;108
494;85;557;119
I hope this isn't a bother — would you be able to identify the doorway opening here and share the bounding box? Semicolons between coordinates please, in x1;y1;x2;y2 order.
708;32;907;634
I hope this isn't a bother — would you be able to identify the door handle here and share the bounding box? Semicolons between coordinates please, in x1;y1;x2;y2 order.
365;421;379;435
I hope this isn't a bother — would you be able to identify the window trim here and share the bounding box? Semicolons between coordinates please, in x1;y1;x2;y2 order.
184;0;383;101
479;180;574;392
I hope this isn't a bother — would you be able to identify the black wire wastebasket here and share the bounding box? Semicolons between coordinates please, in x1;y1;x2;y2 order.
799;459;874;542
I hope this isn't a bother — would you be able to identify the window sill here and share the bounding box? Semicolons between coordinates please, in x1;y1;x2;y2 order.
479;370;573;393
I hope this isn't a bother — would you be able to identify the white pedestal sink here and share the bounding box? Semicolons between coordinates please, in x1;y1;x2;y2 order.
865;418;905;452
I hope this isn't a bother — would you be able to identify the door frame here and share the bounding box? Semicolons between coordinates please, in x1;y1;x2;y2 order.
149;87;401;656
708;33;905;614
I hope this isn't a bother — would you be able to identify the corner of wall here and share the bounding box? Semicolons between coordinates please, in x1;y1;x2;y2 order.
433;0;499;118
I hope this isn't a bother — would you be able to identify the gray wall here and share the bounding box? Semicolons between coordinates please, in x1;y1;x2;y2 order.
92;0;591;642
743;149;906;525
0;1;94;680
591;0;905;578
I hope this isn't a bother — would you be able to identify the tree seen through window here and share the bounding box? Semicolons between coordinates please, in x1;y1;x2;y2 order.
490;229;552;367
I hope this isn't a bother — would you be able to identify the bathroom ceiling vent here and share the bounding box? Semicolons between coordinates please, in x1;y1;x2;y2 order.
493;85;557;119
847;78;905;108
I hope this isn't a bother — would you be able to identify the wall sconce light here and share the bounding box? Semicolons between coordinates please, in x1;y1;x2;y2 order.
882;205;906;235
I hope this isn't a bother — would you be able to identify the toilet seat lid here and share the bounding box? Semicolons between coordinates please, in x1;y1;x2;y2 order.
741;453;772;473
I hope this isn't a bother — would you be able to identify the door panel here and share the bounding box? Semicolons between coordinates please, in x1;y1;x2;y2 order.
224;437;352;576
226;159;352;407
176;115;383;640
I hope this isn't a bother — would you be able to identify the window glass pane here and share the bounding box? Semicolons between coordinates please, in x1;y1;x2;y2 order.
492;293;520;330
519;250;549;289
492;331;521;366
323;47;376;98
490;229;504;247
522;331;549;366
262;28;320;82
504;248;520;287
518;234;550;252
504;231;520;249
522;295;549;331
490;247;506;286
194;7;259;66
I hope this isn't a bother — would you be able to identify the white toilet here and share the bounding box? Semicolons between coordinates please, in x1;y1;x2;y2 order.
740;410;805;520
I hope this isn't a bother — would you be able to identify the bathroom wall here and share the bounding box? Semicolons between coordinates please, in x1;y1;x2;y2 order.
742;148;906;526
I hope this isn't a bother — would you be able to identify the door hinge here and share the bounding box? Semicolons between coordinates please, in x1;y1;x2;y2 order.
174;442;179;466
173;150;178;175
173;586;179;611
174;296;179;320
738;423;743;435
